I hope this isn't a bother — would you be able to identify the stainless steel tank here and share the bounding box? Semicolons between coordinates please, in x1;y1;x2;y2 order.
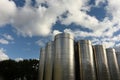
106;48;120;80
53;33;75;80
116;52;120;70
93;45;111;80
44;41;54;80
39;48;45;80
78;40;96;80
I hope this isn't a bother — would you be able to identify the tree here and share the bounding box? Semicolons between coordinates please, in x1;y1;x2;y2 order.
0;59;39;80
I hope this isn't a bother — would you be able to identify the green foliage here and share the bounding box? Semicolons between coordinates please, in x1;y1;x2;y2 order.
0;59;39;80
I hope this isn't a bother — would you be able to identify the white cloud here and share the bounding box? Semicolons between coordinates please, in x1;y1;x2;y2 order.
102;41;115;48
15;58;23;62
95;0;106;6
0;34;14;44
36;40;46;47
0;38;9;44
0;0;120;48
53;30;61;36
64;28;96;38
52;30;62;39
0;48;9;61
64;28;119;48
35;35;53;47
116;43;120;47
0;0;91;37
3;34;14;40
106;0;120;17
91;37;116;48
12;4;53;37
0;0;16;26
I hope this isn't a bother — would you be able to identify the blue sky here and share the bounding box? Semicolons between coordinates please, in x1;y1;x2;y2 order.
0;0;120;61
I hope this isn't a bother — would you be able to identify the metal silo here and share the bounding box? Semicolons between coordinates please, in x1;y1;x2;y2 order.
106;48;120;80
39;48;45;80
53;33;75;80
78;40;96;80
44;41;54;80
116;52;120;70
93;45;111;80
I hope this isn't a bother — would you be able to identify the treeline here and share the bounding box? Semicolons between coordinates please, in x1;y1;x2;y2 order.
0;59;39;80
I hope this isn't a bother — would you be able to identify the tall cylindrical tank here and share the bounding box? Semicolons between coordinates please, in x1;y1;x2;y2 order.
106;48;120;80
78;40;96;80
53;33;75;80
93;45;111;80
39;48;45;80
44;41;54;80
116;52;120;70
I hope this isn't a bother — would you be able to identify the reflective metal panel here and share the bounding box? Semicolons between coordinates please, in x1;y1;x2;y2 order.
116;52;120;70
106;48;120;80
53;33;75;80
93;45;111;80
39;48;45;80
78;40;96;80
44;41;54;80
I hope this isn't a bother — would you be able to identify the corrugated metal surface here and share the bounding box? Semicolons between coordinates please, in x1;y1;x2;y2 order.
93;45;111;80
106;48;120;80
78;40;96;80
53;33;75;80
44;41;54;80
39;48;45;80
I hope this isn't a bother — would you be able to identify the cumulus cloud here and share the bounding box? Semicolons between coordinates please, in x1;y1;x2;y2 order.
0;48;9;61
95;0;106;6
0;34;14;44
0;0;92;37
0;38;9;44
36;40;46;47
12;3;54;37
64;28;120;48
0;0;16;26
53;30;61;36
35;31;61;46
0;0;54;36
35;36;52;47
102;41;115;48
15;58;23;62
0;0;120;47
64;28;94;38
3;34;14;40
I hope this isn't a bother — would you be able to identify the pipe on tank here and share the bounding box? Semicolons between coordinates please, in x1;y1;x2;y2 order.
39;48;45;80
106;48;120;80
93;45;111;80
78;40;96;80
44;41;54;80
53;33;75;80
